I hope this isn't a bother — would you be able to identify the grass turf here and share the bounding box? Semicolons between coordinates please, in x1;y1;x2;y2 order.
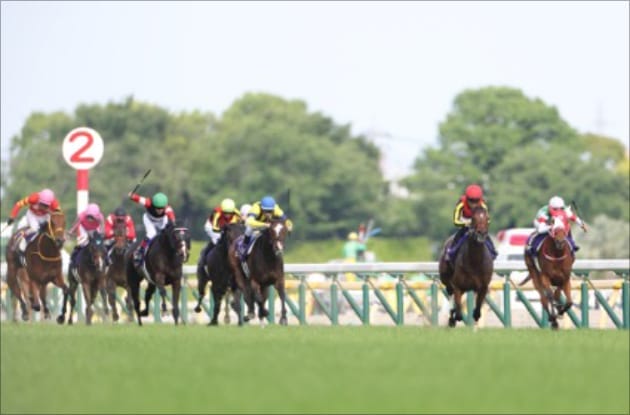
1;324;628;414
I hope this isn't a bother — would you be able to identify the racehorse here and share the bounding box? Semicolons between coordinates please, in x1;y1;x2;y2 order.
58;232;108;325
126;222;191;326
5;210;68;322
228;218;289;326
194;222;244;325
523;212;574;330
105;219;134;322
439;206;494;328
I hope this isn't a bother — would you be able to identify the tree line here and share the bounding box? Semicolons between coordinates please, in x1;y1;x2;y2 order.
1;87;628;254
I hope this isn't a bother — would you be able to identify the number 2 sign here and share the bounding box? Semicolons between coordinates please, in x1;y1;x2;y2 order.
62;127;104;170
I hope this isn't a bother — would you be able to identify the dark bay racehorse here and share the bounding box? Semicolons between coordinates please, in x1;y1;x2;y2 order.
126;222;191;326
194;222;244;325
523;213;574;330
58;232;108;325
105;219;134;322
439;206;494;328
228;218;289;326
5;210;68;322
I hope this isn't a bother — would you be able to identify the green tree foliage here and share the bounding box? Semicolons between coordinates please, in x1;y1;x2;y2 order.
403;86;629;248
1;94;384;240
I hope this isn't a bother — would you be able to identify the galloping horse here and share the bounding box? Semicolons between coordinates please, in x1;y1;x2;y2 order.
105;219;134;322
228;218;289;326
439;206;494;328
194;222;244;325
126;222;191;326
523;213;574;330
5;210;68;321
58;232;108;325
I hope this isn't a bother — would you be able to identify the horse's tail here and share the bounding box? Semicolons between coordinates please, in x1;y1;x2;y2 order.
519;274;532;286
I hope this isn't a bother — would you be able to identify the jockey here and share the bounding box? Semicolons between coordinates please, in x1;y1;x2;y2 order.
239;203;252;222
128;191;176;266
68;203;105;266
104;206;137;248
8;188;61;264
239;195;293;257
445;184;497;262
198;198;241;267
526;196;588;258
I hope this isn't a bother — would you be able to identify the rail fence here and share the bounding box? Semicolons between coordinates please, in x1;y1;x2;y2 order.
1;259;628;329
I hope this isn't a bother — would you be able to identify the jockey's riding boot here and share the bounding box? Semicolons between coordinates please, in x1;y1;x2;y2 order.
134;238;148;267
240;235;251;257
70;245;81;267
486;238;498;259
17;238;27;267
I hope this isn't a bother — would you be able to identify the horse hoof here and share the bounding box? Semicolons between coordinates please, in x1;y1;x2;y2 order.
31;304;41;312
208;320;218;326
280;317;288;326
448;318;456;327
113;314;119;323
194;306;201;313
139;309;149;317
56;315;65;325
551;321;559;330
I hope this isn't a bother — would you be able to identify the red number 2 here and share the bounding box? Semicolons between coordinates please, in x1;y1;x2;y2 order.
69;131;94;163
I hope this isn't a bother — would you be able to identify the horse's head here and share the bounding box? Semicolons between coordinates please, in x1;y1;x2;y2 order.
47;210;66;249
222;222;245;246
167;223;191;263
266;219;289;257
549;213;569;250
112;219;128;252
469;206;489;243
86;231;108;272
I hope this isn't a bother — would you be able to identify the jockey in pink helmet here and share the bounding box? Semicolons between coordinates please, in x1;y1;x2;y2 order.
68;203;106;266
7;188;61;264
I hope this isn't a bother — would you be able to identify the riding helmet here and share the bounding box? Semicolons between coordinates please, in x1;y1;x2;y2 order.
152;192;168;208
221;198;236;213
549;196;565;209
261;196;275;211
38;188;55;206
114;206;126;217
465;184;483;200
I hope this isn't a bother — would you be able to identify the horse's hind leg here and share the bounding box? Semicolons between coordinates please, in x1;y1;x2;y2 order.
275;279;288;326
141;283;156;317
106;279;119;322
223;290;231;325
194;270;208;313
82;281;94;325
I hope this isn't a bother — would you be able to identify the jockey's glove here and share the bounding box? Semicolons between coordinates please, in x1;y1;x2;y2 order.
7;218;14;225
286;219;293;232
582;223;589;233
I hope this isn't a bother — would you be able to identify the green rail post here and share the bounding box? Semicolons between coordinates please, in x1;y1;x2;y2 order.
581;280;589;328
153;289;161;323
5;288;13;321
503;279;511;328
180;280;188;324
622;275;629;329
396;277;404;326
465;292;474;326
268;286;276;324
362;278;370;325
430;280;438;326
298;276;306;325
330;275;339;326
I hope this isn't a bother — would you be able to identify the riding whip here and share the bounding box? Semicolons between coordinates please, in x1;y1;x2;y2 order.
130;169;151;194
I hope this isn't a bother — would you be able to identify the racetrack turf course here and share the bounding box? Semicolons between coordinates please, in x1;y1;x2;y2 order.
1;324;628;414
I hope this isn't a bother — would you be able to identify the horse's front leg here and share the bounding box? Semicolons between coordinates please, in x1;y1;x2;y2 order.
275;279;288;326
142;283;156;317
82;280;94;325
194;271;209;313
29;279;41;313
556;278;573;316
38;283;51;320
473;285;488;324
106;278;119;322
258;285;270;326
249;280;265;322
209;285;224;326
448;289;463;327
223;290;231;325
539;274;558;329
171;278;181;325
154;273;168;316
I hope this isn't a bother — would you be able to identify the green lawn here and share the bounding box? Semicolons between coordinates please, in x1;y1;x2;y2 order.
1;324;628;414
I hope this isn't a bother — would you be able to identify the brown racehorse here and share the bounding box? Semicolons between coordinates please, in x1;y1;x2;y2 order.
105;219;134;322
439;206;494;328
523;213;574;330
228;219;289;326
126;222;191;326
58;231;108;325
5;210;68;322
194;222;244;325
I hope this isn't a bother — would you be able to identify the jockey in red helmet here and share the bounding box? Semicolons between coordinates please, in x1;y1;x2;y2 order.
445;184;497;262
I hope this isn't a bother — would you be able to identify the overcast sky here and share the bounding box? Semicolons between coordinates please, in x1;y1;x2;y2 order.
1;1;628;179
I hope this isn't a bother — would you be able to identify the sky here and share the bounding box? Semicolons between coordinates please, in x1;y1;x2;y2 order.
1;1;628;180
